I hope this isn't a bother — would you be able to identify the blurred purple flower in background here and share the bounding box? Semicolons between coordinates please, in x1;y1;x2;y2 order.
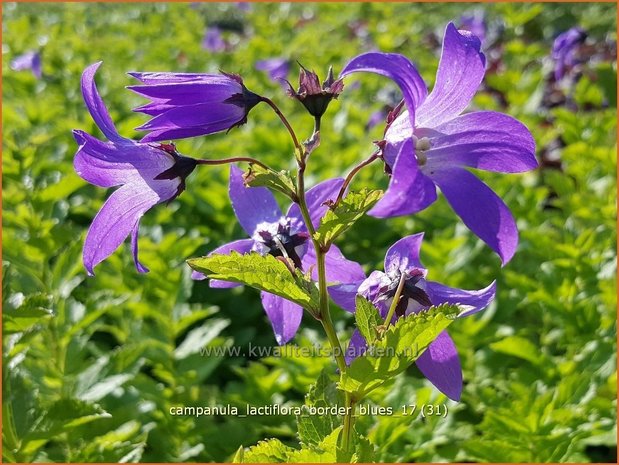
193;166;365;345
255;58;291;86
202;26;226;52
10;51;42;79
128;71;262;142
552;27;587;80
340;23;537;265
459;11;486;45
74;63;197;275
331;233;496;401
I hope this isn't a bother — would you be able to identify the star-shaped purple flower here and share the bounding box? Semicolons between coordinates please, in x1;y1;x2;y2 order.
331;233;496;401
128;71;262;142
193;166;365;345
74;62;197;276
340;23;538;265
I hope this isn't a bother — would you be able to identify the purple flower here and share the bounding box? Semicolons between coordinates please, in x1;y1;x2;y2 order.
128;71;262;142
74;62;197;276
340;23;537;265
193;166;365;345
10;51;42;79
552;27;587;80
331;233;496;401
255;58;291;86
202;27;226;52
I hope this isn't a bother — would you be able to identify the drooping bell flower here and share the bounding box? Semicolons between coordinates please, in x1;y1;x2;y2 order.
10;51;42;79
552;27;587;81
340;23;538;265
74;62;197;275
193;166;365;345
128;71;262;142
330;233;496;401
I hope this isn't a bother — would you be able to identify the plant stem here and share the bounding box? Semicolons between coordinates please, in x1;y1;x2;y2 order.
196;156;270;171
342;395;355;453
383;272;407;327
333;151;381;207
261;96;302;151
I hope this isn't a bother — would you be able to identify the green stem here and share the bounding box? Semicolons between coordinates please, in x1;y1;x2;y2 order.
332;151;380;207
383;272;407;327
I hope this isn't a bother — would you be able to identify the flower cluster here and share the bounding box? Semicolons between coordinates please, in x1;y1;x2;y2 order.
73;22;537;404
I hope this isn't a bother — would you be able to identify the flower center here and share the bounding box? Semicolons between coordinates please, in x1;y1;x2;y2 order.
413;136;431;166
378;268;433;317
253;218;309;269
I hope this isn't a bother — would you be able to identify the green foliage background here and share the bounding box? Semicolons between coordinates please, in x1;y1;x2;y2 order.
2;2;617;462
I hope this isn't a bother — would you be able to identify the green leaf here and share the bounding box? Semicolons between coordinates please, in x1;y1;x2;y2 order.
240;438;295;463
354;296;382;344
339;304;459;398
174;319;229;359
244;164;297;201
489;336;543;366
314;189;383;246
3;293;53;334
298;370;340;447
288;427;341;463
187;252;320;312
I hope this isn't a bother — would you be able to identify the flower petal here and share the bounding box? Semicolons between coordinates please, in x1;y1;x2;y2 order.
328;281;365;313
302;244;365;285
345;330;368;365
369;138;437;218
384;233;426;274
81;62;123;143
83;181;177;275
135;102;245;135
206;239;255;288
229;165;282;236
131;223;149;273
416;23;486;128
340;52;427;129
426;111;537;173
416;331;463;401
260;292;303;345
128;80;240;106
430;168;518;265
73;130;174;188
286;177;344;230
426;280;496;318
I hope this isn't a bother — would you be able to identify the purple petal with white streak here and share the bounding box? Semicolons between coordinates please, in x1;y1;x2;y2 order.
229;165;282;236
81;62;124;143
341;52;427;131
416;23;486;128
426;111;537;173
72;130;174;188
384;233;425;274
83;180;177;276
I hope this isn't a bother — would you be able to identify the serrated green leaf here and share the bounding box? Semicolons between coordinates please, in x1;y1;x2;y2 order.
244;163;297;201
187;252;320;312
314;189;383;246
288;427;341;463
354;296;382;344
241;438;295;463
298;370;340;446
339;304;459;398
